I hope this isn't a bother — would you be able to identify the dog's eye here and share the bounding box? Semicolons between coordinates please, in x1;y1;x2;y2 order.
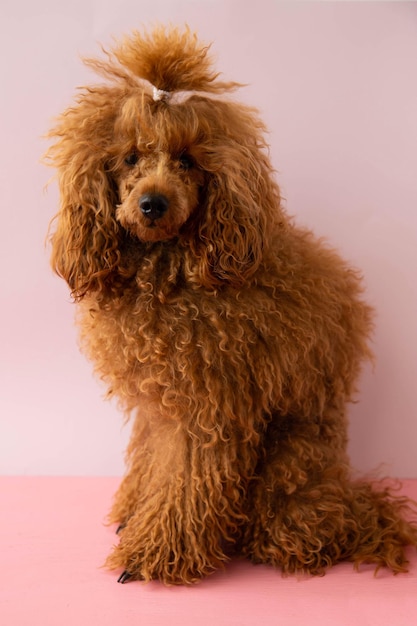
124;152;139;166
178;154;194;170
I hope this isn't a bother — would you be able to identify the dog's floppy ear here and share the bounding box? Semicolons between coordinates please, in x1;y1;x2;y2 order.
197;173;263;288
191;141;280;289
46;89;122;300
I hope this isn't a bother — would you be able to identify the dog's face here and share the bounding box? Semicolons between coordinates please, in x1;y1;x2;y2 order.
48;27;282;297
114;129;205;243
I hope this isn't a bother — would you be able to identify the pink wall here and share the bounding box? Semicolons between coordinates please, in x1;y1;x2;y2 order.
1;1;416;476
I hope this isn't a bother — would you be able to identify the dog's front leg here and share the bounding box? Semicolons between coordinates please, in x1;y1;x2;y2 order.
106;415;248;585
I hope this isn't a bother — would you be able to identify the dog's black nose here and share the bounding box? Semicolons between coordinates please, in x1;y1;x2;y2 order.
139;193;169;221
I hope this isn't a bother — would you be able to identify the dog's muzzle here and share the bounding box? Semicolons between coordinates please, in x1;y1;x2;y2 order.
139;193;169;222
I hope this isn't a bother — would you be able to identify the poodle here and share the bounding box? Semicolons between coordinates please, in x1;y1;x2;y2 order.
46;26;417;585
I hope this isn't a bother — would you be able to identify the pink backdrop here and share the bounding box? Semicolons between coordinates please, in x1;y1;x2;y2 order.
1;1;416;476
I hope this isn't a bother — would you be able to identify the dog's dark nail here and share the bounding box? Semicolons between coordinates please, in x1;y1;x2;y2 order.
116;524;126;535
117;570;132;584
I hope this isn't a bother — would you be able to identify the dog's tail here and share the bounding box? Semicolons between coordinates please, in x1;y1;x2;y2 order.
86;25;241;97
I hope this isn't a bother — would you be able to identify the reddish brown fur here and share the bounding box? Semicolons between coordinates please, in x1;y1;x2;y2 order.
46;26;417;584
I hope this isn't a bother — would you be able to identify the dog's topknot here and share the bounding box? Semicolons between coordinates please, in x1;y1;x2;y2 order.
88;25;240;96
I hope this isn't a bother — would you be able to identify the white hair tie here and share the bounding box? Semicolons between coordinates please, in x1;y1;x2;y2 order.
152;86;171;102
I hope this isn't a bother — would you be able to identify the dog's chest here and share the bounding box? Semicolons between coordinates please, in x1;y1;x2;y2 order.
79;287;277;377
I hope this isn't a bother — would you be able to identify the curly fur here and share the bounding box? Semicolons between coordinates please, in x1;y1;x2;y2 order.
46;26;417;585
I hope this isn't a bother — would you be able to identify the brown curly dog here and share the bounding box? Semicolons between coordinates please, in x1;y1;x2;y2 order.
47;26;417;585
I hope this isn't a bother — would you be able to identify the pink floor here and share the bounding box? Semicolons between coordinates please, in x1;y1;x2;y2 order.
1;477;416;625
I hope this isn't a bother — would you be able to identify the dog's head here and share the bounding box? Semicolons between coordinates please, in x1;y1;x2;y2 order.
47;26;282;299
